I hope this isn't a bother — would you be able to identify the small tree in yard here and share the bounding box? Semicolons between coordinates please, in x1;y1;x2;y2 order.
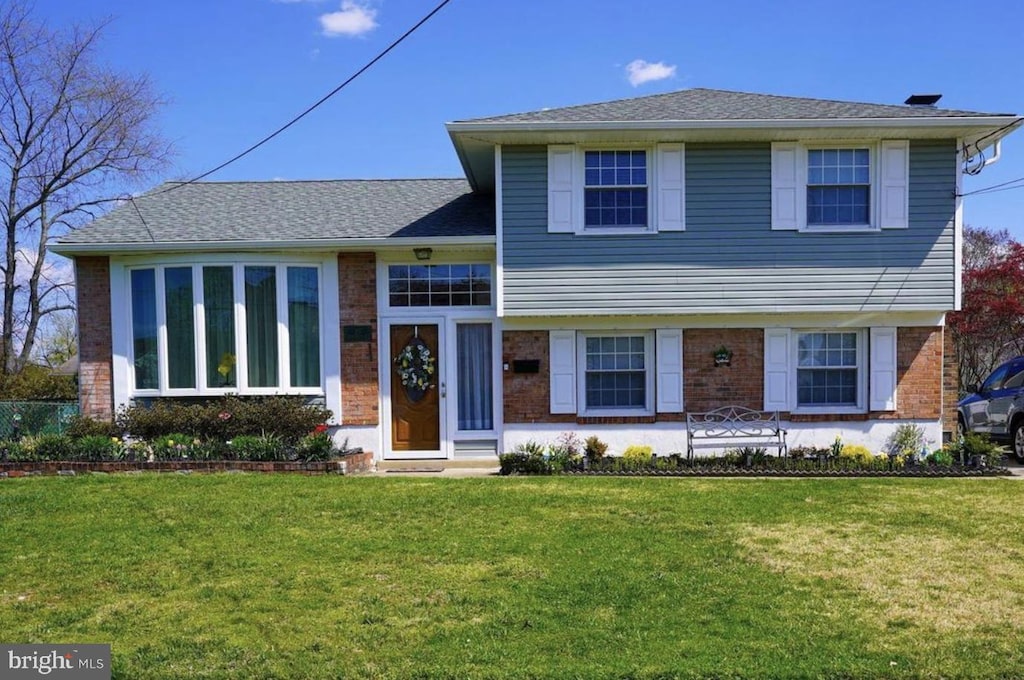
949;227;1024;390
0;3;171;375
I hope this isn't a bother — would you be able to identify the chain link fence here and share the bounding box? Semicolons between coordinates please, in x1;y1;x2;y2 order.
0;401;79;439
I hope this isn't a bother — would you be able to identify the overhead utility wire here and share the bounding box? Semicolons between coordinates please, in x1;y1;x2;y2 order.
969;116;1024;150
959;176;1024;197
155;0;453;197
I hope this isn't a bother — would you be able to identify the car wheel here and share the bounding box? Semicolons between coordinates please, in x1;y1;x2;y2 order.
957;416;967;440
1013;419;1024;463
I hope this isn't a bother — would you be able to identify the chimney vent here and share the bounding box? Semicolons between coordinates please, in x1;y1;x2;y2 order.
904;94;942;107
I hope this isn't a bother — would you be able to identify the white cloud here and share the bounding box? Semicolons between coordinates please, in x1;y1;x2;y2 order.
625;59;677;87
319;1;378;37
15;248;74;288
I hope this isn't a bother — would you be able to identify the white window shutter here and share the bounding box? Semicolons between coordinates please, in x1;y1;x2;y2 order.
879;140;909;229
771;143;801;230
764;328;791;411
547;145;576;233
656;144;685;232
869;327;898;411
655;329;684;413
549;330;577;413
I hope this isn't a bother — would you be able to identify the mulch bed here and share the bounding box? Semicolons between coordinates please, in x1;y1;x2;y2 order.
0;449;373;477
562;466;1012;477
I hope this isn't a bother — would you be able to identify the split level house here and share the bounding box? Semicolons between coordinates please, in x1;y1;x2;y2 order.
53;88;1022;461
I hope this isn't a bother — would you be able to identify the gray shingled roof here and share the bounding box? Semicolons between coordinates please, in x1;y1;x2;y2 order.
457;88;1009;124
59;179;494;246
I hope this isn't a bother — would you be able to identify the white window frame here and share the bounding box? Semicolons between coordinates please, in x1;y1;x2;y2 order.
123;255;328;398
381;261;495;311
576;331;655;417
581;148;652;233
805;146;873;228
791;328;867;414
771;140;909;233
548;144;685;236
802;143;876;232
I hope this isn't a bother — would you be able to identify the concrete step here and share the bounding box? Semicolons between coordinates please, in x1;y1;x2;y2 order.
376;458;499;475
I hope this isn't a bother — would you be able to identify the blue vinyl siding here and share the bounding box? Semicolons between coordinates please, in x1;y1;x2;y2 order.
501;141;956;315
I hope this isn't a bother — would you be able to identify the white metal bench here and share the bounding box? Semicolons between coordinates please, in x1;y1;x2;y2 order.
686;406;787;461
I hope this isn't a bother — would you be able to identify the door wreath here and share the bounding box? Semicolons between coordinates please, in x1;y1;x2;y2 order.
394;338;436;401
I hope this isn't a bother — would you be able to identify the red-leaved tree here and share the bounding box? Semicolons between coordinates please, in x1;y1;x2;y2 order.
948;228;1024;390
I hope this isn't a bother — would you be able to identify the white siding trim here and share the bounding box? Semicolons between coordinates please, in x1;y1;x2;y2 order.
547;145;576;233
549;330;577;413
321;254;342;425
655;144;685;231
954;138;964;310
878;140;910;229
764;328;791;410
771;142;801;230
655;328;684;412
869;326;898;411
494;145;505;317
109;261;131;413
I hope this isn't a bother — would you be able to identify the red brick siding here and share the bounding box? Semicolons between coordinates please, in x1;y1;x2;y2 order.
503;330;575;424
942;325;959;439
887;326;942;420
501;330;679;425
75;256;113;420
788;326;943;422
339;253;378;426
503;326;946;426
683;329;764;412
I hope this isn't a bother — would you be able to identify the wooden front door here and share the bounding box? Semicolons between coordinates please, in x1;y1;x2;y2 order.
390;323;441;452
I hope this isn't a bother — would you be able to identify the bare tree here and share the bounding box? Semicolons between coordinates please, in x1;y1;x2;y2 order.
0;3;171;374
34;308;76;368
962;225;1011;272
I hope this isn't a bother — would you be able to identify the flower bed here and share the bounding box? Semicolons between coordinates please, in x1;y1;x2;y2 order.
499;428;1014;477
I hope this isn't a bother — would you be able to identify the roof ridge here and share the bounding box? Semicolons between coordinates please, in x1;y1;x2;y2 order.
457;87;1002;122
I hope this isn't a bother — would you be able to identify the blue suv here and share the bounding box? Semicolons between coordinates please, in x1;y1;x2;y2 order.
958;356;1024;461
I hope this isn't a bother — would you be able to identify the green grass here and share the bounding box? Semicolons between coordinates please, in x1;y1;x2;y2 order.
1;475;1023;679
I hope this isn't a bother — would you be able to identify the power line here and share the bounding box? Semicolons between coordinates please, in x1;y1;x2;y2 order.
960;175;1024;197
962;181;1024;197
969;116;1024;150
156;0;453;196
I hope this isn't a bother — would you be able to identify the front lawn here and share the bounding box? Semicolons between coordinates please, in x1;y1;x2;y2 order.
1;475;1022;678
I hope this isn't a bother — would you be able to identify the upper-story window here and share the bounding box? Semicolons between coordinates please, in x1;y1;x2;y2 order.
387;264;492;308
806;148;870;226
771;141;908;232
548;144;685;235
129;261;322;395
583;150;648;229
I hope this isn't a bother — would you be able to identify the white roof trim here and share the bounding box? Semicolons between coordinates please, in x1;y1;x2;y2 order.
447;116;1021;133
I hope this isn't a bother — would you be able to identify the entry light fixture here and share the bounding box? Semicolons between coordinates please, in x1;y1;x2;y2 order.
413;247;433;261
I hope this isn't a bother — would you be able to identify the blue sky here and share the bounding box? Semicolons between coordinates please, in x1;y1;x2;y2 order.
41;0;1024;241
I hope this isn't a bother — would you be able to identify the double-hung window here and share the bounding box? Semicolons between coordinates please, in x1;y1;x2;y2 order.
128;262;323;394
547;144;685;234
806;148;871;226
583;150;648;229
795;331;861;408
770;140;908;231
578;332;654;415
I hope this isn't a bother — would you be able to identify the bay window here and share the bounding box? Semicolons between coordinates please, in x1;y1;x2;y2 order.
128;261;323;394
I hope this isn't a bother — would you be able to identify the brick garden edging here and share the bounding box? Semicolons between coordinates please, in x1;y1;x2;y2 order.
0;450;374;478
